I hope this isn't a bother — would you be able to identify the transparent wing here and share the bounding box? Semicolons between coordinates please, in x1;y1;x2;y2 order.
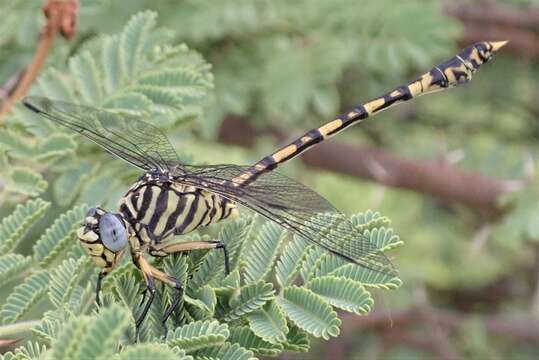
175;164;397;276
22;96;181;172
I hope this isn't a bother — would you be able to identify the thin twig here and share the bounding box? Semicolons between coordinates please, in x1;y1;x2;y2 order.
0;320;41;338
0;0;78;120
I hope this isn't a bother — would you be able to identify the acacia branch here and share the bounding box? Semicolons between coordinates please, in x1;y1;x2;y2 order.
0;0;78;120
218;116;518;217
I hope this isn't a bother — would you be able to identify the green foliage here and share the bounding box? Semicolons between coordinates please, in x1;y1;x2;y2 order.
0;254;31;288
0;198;50;253
0;271;50;325
306;276;373;315
6;168;48;197
0;6;417;360
244;222;286;284
0;341;47;360
222;281;274;321
32;204;88;267
246;300;288;344
277;286;341;340
166;320;229;352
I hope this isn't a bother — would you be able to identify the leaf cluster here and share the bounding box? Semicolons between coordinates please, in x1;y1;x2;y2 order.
0;10;402;360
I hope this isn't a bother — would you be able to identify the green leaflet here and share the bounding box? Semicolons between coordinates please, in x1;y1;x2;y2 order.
32;204;88;267
6;167;48;196
31;310;64;345
111;344;192;360
223;281;274;321
329;263;403;290
277;286;341;340
0;254;31;287
166;320;229;352
216;215;254;274
228;326;283;357
36;133;77;161
0;198;49;253
306;276;374;315
48;257;91;309
275;235;311;288
282;324;310;353
49;305;131;360
0;271;50;325
244;221;287;284
246;300;288;344
69;50;103;104
0;341;47;360
120;11;157;80
194;342;256;360
362;228;403;253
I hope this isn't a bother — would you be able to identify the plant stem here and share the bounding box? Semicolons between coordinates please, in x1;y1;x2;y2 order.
0;320;40;337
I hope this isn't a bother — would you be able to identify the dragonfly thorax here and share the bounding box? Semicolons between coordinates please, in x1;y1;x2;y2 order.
118;175;239;246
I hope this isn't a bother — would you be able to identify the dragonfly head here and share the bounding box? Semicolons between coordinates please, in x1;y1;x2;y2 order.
77;207;129;271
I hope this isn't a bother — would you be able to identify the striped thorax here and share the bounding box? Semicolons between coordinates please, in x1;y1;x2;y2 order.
118;172;238;247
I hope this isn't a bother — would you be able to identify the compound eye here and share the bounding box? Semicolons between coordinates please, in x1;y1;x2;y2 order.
86;207;98;217
99;213;127;252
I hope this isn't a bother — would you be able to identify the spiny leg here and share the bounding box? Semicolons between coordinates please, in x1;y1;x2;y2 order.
95;270;107;307
150;267;183;337
151;240;230;275
134;254;157;340
135;254;184;337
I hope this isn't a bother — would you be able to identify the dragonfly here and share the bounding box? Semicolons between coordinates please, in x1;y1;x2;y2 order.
22;40;506;336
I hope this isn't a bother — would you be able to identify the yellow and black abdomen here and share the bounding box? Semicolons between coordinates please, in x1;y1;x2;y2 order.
119;180;238;245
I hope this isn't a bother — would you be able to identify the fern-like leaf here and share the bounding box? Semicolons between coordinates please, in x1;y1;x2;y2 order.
246;300;288;344
0;198;50;253
0;341;47;360
216;216;254;274
0;254;31;287
31;310;63;345
228;326;284;357
50;305;131;360
166;320;229;352
223;281;274;321
277;286;341;340
48;257;90;309
329;263;403;289
32;204;88;267
111;344;192;360
120;11;157;80
275;236;311;288
195;342;256;360
306;276;374;315
244;221;286;284
6;167;48;196
0;272;50;324
282;324;310;353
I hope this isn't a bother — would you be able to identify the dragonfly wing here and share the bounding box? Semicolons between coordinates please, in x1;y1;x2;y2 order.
23;96;181;172
175;164;397;276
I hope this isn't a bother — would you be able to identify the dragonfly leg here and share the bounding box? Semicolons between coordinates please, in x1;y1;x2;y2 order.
138;288;147;308
150;240;230;274
134;252;184;338
95;270;107;307
134;254;156;340
161;280;183;338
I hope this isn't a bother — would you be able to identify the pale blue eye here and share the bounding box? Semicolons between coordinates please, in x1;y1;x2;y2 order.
99;213;127;252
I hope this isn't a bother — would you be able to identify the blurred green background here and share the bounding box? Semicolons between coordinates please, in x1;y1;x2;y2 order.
0;0;538;359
